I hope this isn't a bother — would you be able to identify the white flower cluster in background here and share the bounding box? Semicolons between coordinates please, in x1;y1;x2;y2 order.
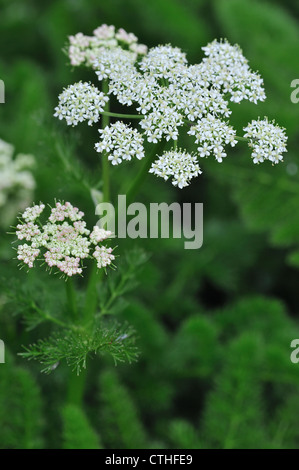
68;24;147;67
95;122;145;165
0;139;35;227
149;150;202;188
93;47;137;82
243;118;288;164
54;25;288;189
54;82;108;126
15;202;115;276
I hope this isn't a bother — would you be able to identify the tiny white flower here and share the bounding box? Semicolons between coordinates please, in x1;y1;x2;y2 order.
244;118;287;164
95;122;145;165
150;150;202;188
93;246;115;269
54;82;108;127
188;114;237;162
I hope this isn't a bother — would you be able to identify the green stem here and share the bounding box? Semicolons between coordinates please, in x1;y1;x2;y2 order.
100;111;143;120
83;264;102;327
65;278;85;407
235;135;250;143
65;278;78;321
84;80;112;326
55;141;92;194
30;301;74;330
66;82;111;406
126;139;166;205
67;368;87;406
102;79;110;203
82;79;111;325
99;272;129;317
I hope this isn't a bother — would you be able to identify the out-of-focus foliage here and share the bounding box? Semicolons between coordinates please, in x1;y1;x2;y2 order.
0;352;43;449
1;0;299;449
210;0;299;268
62;404;102;449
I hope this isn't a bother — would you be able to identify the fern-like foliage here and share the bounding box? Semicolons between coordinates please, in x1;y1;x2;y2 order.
169;419;201;449
97;248;150;317
2;268;69;331
99;369;148;449
168;315;219;378
0;351;43;449
62;404;102;449
199;297;299;449
19;322;139;374
214;0;299;133
2;248;149;374
269;393;299;449
201;333;267;449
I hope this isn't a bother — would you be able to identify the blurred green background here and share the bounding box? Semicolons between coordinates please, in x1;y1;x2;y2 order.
1;0;299;449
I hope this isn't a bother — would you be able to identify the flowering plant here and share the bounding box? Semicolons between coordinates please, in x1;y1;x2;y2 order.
15;202;114;276
54;26;287;190
12;24;287;404
0;139;35;227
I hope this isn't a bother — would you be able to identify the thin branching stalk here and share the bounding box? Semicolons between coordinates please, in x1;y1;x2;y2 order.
65;278;78;321
101;79;110;203
100;111;143;119
126;139;167;205
66;79;111;406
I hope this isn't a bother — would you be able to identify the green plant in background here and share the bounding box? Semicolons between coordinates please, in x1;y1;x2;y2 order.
0;351;43;449
10;20;288;398
0;0;299;450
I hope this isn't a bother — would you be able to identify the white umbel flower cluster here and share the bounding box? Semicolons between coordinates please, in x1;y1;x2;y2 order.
15;202;115;277
188;114;237;162
90;226;113;243
149;150;202;188
22;203;45;222
95;122;145;165
93;245;115;269
54;25;288;189
139;45;188;78
243;118;288;164
54;82;109;126
0;138;35;227
68;24;147;67
199;39;266;104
